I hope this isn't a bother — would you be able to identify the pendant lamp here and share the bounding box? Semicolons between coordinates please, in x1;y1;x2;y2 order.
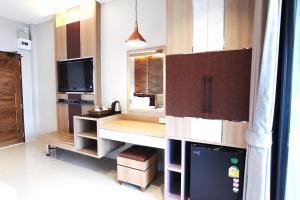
126;0;147;47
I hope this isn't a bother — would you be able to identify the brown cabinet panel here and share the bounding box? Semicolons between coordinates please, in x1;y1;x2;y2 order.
66;21;81;59
166;53;208;117
166;49;252;122
208;49;252;121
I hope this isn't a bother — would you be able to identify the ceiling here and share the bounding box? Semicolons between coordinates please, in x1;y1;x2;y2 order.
0;0;111;24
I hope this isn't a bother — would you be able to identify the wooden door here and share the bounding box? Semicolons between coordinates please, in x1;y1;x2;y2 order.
0;52;24;148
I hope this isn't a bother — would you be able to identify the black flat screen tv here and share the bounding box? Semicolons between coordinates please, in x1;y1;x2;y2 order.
57;57;94;93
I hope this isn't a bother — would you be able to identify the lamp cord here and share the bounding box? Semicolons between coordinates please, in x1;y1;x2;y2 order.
135;0;138;23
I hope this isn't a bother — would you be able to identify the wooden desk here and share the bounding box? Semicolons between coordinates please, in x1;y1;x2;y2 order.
99;115;166;149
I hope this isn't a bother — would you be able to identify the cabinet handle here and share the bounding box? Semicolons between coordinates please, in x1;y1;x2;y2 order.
203;76;212;114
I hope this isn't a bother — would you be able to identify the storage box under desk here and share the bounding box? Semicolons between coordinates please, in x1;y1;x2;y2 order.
117;146;158;191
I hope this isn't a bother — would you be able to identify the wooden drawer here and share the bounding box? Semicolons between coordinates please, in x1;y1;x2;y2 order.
117;160;157;190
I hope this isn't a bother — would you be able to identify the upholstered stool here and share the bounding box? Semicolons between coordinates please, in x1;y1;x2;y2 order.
117;145;158;191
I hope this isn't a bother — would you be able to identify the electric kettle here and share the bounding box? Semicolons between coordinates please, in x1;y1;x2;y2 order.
111;101;121;114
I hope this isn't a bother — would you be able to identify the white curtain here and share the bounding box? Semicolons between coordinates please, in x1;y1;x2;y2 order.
243;0;282;199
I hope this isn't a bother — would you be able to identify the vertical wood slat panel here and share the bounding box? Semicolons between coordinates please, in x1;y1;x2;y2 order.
80;2;101;107
57;104;69;132
222;121;248;147
166;0;193;55
223;0;254;144
224;0;254;50
55;24;67;60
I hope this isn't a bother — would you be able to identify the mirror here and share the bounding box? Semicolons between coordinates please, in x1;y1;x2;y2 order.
127;47;165;116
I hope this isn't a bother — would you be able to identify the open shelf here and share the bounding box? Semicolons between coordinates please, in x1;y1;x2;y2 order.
167;171;181;199
168;163;182;173
167;139;182;167
167;193;181;200
78;144;98;157
76;130;97;140
75;136;98;158
74;118;97;135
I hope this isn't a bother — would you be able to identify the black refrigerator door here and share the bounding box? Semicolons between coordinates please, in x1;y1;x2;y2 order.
190;144;246;200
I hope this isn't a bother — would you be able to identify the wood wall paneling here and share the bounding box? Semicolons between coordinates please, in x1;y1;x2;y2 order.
80;1;97;58
222;121;248;147
81;105;94;115
55;25;67;60
67;21;81;59
134;58;148;93
57;104;69;132
148;57;164;94
223;0;254;142
224;0;254;50
166;0;193;55
54;2;101;134
57;93;68;100
134;56;163;94
80;2;101;106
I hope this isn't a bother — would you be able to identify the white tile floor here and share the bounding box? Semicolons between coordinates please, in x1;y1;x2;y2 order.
0;142;164;200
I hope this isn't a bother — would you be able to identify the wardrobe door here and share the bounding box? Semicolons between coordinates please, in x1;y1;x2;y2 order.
208;49;252;121
166;53;208;117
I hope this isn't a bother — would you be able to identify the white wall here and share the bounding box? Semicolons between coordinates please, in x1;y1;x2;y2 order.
0;17;36;141
0;17;56;141
31;20;57;135
101;0;166;111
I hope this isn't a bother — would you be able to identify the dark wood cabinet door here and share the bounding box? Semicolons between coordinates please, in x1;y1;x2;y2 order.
0;52;24;148
208;49;252;121
166;49;252;121
166;53;208;117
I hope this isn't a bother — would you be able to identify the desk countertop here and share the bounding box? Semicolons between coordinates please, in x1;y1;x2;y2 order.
100;119;165;138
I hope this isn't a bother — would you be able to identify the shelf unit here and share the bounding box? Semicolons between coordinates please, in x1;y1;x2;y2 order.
77;138;98;158
76;131;97;139
74;116;124;158
165;139;189;200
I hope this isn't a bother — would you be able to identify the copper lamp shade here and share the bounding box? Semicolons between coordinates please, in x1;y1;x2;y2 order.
125;0;147;47
126;22;147;47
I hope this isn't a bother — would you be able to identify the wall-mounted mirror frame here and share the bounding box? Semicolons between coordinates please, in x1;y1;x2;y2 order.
127;46;166;117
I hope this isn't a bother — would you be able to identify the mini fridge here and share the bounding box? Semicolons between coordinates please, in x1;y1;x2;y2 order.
190;143;246;200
